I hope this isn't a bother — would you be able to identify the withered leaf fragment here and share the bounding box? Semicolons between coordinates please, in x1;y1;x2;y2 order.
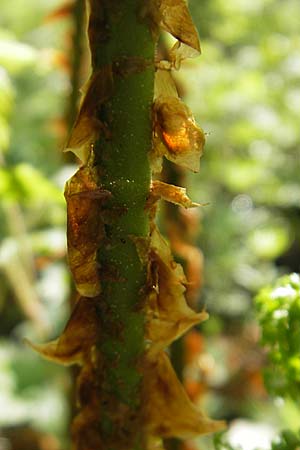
146;227;208;353
141;0;200;53
65;66;113;163
26;297;99;365
152;70;205;172
159;0;200;52
65;163;111;297
72;357;104;450
169;40;200;70
154;69;178;99
153;97;205;172
169;234;204;307
142;351;226;439
149;180;205;209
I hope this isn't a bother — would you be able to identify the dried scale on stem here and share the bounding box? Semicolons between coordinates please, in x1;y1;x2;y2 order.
29;1;225;449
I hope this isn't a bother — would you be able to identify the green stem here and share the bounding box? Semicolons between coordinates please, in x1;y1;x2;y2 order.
67;0;85;131
89;2;154;448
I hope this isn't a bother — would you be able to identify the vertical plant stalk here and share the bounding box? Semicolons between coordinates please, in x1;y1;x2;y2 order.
67;0;86;130
29;1;226;449
80;1;155;448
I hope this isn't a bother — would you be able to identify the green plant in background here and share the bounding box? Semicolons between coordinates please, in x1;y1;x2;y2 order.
213;432;242;450
213;274;300;449
256;273;300;401
185;0;300;318
270;430;300;450
214;429;300;450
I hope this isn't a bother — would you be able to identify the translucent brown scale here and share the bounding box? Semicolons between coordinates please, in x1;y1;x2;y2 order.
28;0;225;449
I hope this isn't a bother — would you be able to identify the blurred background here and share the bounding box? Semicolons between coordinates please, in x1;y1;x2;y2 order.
0;0;299;449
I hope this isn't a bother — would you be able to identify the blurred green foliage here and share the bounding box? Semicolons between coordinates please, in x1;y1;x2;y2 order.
184;0;300;318
214;429;300;450
256;273;300;400
213;273;300;449
185;0;300;448
270;430;300;450
214;432;243;450
0;0;73;446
